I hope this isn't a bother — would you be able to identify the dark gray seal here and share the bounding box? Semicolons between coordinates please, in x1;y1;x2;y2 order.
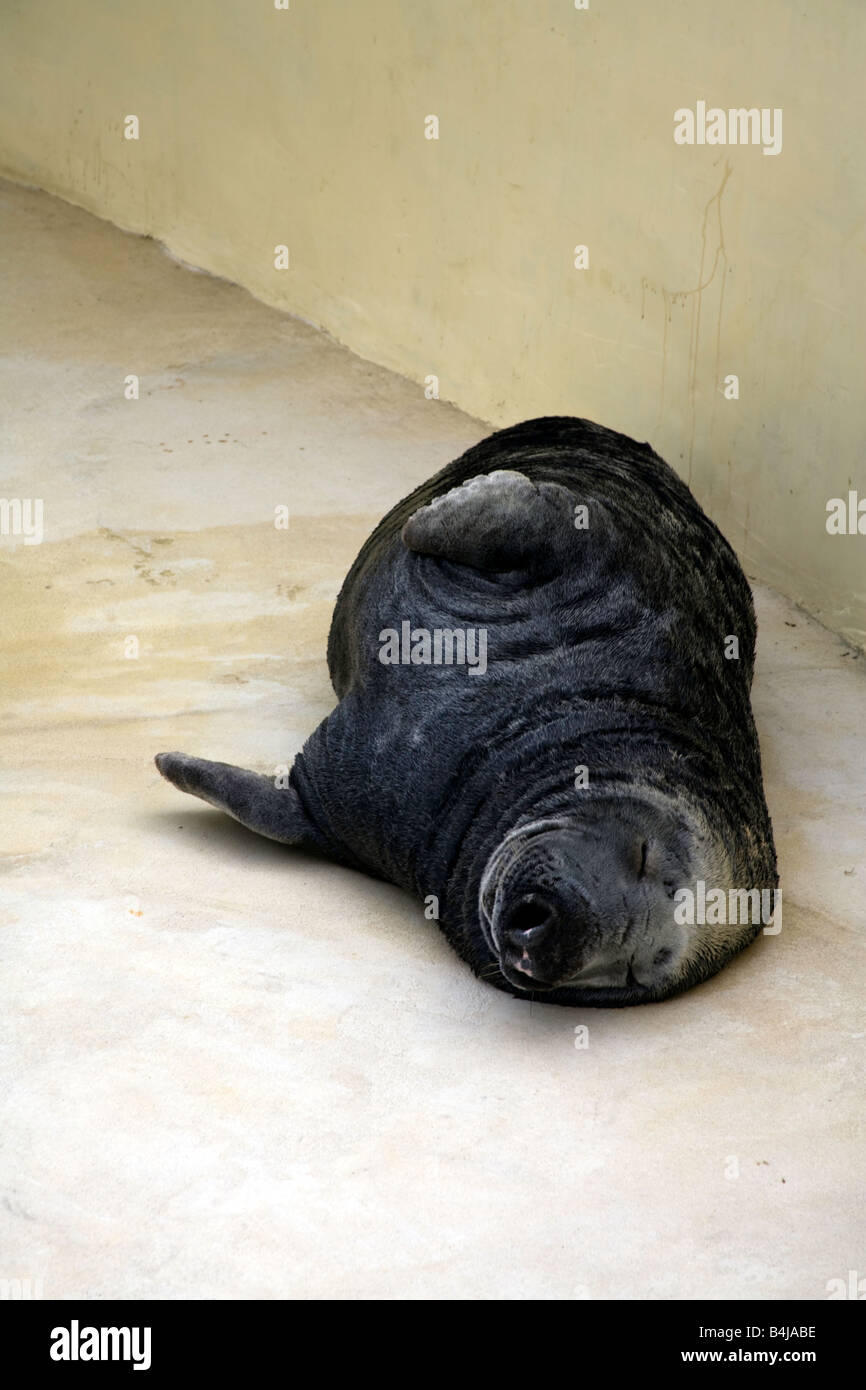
156;416;777;1006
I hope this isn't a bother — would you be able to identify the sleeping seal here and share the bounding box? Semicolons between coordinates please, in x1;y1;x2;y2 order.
156;416;777;1006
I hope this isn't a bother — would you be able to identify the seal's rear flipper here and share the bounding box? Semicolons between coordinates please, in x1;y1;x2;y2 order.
401;469;576;574
155;752;324;850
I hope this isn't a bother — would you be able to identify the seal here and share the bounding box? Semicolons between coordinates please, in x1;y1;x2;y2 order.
156;416;778;1006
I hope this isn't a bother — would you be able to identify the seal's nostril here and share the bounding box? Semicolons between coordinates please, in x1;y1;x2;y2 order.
504;894;555;945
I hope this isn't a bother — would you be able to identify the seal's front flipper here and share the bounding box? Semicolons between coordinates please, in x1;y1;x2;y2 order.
401;469;576;574
155;751;324;850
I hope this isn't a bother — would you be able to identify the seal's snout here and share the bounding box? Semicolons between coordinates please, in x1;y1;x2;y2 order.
500;892;562;987
492;846;602;991
485;809;694;1000
502;893;556;947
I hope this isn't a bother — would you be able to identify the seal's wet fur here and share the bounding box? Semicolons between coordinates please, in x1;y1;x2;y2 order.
157;417;777;1006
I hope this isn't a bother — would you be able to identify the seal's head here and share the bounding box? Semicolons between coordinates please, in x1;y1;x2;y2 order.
480;796;744;1005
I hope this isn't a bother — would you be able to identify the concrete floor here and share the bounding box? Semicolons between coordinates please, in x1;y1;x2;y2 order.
1;178;863;1301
